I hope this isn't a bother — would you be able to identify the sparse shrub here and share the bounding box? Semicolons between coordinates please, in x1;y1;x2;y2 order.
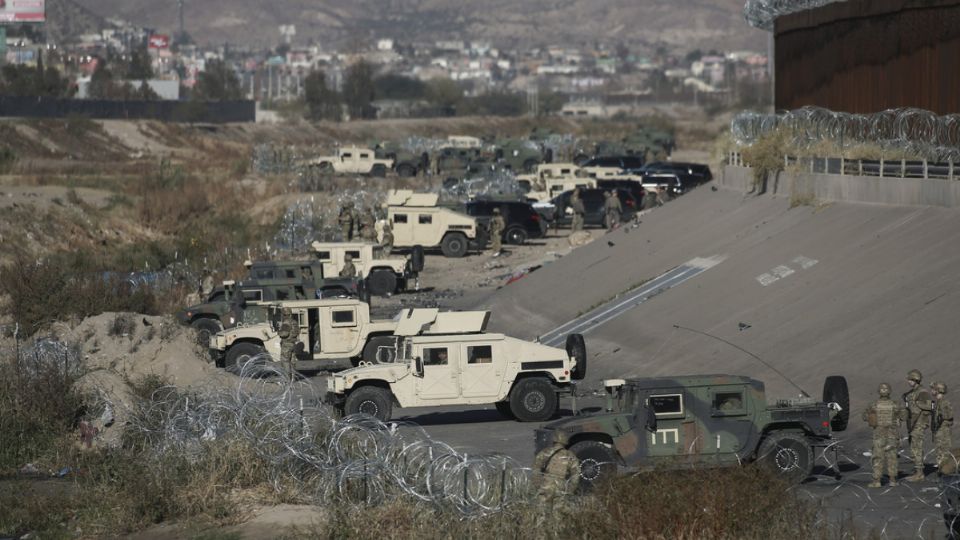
741;128;788;192
64;113;96;137
0;146;16;174
109;313;136;338
790;191;817;208
66;188;82;205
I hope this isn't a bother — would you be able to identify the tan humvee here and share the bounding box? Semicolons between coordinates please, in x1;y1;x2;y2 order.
516;163;596;202
306;146;394;176
386;190;486;258
324;309;587;422
209;298;402;372
310;241;424;296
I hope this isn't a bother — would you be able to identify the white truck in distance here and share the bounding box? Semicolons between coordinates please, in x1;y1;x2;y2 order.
324;309;587;422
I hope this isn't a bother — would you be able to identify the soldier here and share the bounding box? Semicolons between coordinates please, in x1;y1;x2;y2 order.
489;207;505;256
338;202;354;240
277;307;298;381
863;382;904;487
603;190;622;229
903;369;934;481
360;208;377;242
931;382;954;473
569;187;585;233
340;253;358;278
533;431;580;500
377;222;394;259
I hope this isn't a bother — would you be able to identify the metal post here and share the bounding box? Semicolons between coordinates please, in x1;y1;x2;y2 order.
463;454;469;503
924;159;928;179
880;157;884;178
858;160;862;176
901;158;906;178
840;156;844;176
950;159;954;181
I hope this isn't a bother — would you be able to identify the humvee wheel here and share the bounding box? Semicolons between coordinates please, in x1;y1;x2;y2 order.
505;226;528;245
510;378;558;422
224;342;266;375
566;334;587;381
368;270;398;296
371;164;387;178
495;401;515;419
522;158;538;173
397;164;416;177
822;376;850;432
757;433;814;482
440;233;468;258
410;245;425;272
190;318;222;349
317;162;334;174
362;336;397;364
569;440;617;490
344;386;393;421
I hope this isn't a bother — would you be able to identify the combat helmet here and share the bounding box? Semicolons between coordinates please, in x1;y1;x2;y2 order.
907;369;923;383
932;382;948;394
878;382;891;397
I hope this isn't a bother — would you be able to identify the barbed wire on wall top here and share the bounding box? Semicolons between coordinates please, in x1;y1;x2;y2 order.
730;107;960;162
743;0;848;30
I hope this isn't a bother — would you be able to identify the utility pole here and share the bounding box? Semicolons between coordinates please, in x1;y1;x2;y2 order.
178;0;186;41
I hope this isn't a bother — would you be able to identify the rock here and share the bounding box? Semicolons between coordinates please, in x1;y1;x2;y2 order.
567;231;593;247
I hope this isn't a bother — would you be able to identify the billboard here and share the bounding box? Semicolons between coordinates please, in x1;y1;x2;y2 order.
0;0;45;23
148;34;170;49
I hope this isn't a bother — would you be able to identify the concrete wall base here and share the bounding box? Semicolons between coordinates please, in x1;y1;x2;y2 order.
721;165;960;207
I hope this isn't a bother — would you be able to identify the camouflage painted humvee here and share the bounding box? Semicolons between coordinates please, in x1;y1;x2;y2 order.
534;374;849;487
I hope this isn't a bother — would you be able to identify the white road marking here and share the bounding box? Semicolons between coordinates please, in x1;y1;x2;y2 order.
756;255;818;287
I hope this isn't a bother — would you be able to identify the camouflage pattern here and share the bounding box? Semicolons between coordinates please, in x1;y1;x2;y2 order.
603;191;622;229
338;203;354;240
863;388;904;486
278;309;298;374
933;384;954;471
489;210;505;253
339;255;357;278
904;375;934;477
359;210;377;241
534;442;580;499
570;189;585;232
533;375;835;482
377;223;394;259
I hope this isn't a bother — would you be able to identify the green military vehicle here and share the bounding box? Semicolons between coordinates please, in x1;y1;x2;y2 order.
494;138;550;173
534;374;849;488
375;142;430;178
176;261;367;345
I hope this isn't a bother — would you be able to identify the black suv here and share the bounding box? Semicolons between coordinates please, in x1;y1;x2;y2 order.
548;188;639;228
582;155;646;171
461;199;548;244
176;261;367;344
596;179;645;207
642;161;713;183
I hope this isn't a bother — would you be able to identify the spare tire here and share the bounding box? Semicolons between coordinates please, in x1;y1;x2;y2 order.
410;245;425;272
822;375;850;432
367;270;398;296
566;333;587;380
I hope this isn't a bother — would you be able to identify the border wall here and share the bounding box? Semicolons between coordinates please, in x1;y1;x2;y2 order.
0;97;256;123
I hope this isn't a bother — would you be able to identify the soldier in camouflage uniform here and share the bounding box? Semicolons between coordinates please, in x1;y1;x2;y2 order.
339;253;358;278
904;369;934;481
377;222;394;259
533;431;580;500
603;190;622;229
931;382;954;473
338;203;354;240
277;308;298;381
359;209;377;242
863;382;904;487
489;207;505;256
569;188;585;233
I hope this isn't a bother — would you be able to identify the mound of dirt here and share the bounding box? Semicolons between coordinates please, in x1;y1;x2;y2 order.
51;312;225;387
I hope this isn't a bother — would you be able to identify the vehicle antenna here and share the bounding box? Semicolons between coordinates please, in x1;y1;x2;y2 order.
672;324;809;398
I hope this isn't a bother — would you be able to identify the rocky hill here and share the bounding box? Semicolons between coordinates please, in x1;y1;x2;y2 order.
69;0;765;52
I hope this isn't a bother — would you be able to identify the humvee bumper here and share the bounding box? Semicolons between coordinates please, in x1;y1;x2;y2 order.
323;390;345;409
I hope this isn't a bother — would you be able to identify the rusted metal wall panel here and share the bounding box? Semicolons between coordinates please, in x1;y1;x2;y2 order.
775;0;960;114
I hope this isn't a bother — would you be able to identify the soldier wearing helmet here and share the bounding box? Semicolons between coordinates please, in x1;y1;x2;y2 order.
931;381;954;473
862;382;905;487
903;369;934;481
339;253;357;278
489;207;505;257
277;307;298;379
533;430;580;500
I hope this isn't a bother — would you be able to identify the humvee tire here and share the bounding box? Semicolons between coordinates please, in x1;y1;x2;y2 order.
371;164;387;178
345;386;393;420
397;164;416;177
566;334;587;381
757;432;814;482
362;335;397;365
440;232;468;258
318;162;334;174
523;158;538;173
410;245;425;272
510;377;558;422
505;226;528;245
822;376;850;432
191;318;222;348
569;440;617;490
368;270;398;296
225;342;265;375
495;401;515;419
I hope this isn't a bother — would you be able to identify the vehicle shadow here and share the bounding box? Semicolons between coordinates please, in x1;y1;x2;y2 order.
396;407;580;426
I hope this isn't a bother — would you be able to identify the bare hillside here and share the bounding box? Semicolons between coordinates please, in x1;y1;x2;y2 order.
69;0;765;51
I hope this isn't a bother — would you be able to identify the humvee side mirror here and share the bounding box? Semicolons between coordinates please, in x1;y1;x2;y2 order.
414;356;424;378
645;406;657;433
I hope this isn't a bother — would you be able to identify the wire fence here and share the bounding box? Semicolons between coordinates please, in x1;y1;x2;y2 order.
731;107;960;163
743;0;848;30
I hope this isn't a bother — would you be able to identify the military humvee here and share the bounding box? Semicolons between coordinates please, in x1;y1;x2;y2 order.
209;298;401;372
310;241;424;296
374;142;429;177
515;163;597;203
495;138;550;173
176;261;366;345
306;146;394;177
386;190;487;258
325;310;586;422
534;375;849;487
